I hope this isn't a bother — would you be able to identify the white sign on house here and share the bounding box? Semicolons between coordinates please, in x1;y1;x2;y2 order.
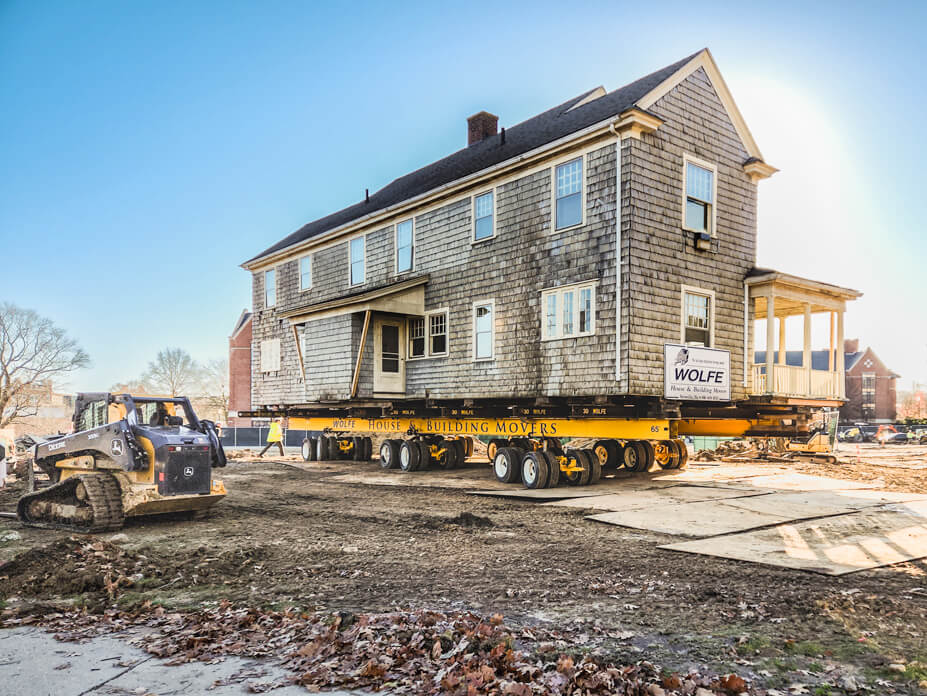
664;344;731;401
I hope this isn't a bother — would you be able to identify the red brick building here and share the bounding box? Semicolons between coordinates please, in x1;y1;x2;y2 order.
841;339;899;424
227;310;253;426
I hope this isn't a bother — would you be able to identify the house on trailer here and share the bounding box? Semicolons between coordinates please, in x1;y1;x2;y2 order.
242;49;859;429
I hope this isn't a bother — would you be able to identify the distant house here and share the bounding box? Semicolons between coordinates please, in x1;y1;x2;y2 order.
227;310;253;426
756;339;898;423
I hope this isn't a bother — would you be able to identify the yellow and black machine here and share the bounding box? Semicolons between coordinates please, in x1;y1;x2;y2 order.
784;411;840;464
16;393;227;533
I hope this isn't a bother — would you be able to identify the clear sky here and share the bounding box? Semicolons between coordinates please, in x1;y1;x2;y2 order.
1;0;925;392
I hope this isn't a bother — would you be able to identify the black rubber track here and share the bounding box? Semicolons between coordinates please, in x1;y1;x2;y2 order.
17;472;125;533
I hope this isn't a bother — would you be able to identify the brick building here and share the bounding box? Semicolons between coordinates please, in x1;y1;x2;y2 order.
841;339;899;423
227;310;253;426
240;49;858;423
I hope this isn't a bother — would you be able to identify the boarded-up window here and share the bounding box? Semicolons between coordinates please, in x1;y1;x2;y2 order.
260;339;281;372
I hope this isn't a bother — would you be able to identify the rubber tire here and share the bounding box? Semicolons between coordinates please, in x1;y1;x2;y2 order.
673;438;689;469
493;447;521;483
399;440;421;472
655;441;679;470
521;451;549;490
318;436;331;461
622;441;640;471
487;438;508;462
452;439;466;468
562;449;585;486
352;436;366;461
301;437;315;462
638;440;655;472
442;439;460;469
584;449;603;484
363;437;373;461
540;451;559;488
379;439;399;469
417;440;432;469
462;437;473;458
593;439;619;469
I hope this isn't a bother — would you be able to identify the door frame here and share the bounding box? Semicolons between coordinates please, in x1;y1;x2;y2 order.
373;315;406;395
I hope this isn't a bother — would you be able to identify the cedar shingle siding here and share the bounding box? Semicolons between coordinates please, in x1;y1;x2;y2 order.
248;59;759;408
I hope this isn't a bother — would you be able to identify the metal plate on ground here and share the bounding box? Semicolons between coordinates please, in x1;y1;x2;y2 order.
544;485;763;511
660;501;927;575
586;501;793;538
331;471;506;490
468;478;684;500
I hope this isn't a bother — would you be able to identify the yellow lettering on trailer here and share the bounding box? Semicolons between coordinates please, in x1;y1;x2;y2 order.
290;416;674;440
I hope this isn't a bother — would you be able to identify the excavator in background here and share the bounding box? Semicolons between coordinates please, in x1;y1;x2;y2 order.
783;411;840;464
14;393;227;533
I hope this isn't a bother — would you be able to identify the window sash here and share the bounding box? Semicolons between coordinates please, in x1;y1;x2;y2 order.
555;159;583;230
685;199;708;233
683;292;711;346
264;269;276;307
542;284;595;339
409;317;425;358
686;162;713;203
350;237;365;285
396;220;413;272
429;312;447;355
475;304;493;359
474;192;494;240
299;256;312;290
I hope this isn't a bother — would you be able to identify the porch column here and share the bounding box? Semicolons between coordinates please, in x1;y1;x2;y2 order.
778;316;786;365
766;294;775;394
836;308;845;398
828;311;835;372
803;303;812;393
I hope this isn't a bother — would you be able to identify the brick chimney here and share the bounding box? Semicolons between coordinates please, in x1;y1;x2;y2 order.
467;111;498;146
844;338;859;353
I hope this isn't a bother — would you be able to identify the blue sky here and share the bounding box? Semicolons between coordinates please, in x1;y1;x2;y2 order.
1;0;925;392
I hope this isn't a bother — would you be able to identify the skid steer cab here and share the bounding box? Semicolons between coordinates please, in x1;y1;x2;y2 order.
17;393;227;533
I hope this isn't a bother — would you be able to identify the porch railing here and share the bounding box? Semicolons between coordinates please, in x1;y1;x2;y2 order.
751;364;841;399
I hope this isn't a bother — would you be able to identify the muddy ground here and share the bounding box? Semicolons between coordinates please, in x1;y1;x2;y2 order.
2;451;927;694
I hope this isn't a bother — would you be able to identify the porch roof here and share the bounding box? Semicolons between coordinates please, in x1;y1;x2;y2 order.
745;268;862;318
281;275;429;323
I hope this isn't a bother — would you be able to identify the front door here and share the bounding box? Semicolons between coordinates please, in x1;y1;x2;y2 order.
373;317;405;394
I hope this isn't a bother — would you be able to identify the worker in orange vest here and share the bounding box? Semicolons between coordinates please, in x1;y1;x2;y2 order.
258;418;285;458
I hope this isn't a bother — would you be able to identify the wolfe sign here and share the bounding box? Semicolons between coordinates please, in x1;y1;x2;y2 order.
664;344;731;401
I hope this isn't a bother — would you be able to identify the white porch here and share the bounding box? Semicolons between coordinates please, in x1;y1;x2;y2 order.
746;271;861;401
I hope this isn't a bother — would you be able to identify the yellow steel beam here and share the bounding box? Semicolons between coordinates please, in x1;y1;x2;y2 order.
290;416;674;440
676;419;755;437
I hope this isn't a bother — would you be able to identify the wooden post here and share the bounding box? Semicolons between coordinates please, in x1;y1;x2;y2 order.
350;310;372;399
803;304;812;395
292;325;305;383
836;308;845;399
828;311;835;372
766;295;775;394
777;316;786;365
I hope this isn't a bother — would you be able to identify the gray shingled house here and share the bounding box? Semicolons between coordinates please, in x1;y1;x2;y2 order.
242;49;858;422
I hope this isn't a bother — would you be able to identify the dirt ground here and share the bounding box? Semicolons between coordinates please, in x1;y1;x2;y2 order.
2;448;927;694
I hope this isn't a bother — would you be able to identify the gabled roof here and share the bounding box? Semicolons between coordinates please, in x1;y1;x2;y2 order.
230;309;252;338
247;51;704;265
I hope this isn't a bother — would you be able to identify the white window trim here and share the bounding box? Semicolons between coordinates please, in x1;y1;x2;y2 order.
264;268;277;308
680;284;715;347
541;281;597;341
349;235;366;287
681;153;718;238
472;299;495;362
298;254;313;292
406;308;449;361
471;189;497;244
550;154;586;234
393;219;415;275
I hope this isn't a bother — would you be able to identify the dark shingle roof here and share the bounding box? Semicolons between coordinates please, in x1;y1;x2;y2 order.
248;51;701;263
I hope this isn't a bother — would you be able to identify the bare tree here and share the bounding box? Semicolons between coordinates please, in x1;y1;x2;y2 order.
143;348;200;396
0;302;90;428
197;357;229;422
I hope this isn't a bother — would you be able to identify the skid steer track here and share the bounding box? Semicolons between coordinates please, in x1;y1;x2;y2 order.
17;473;125;533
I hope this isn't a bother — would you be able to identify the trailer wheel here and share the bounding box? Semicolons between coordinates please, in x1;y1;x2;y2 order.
562;449;590;486
653;440;680;470
318;436;330;461
363;437;373;461
487;438;508;462
399;440;421;472
521;451;549;489
452;439;466;467
593;439;620;469
493;447;521;483
584;449;603;484
671;438;689;469
379;439;399;469
352;436;366;461
622;441;640;470
301;437;315;462
417;440;432;469
638;440;655;472
541;451;560;488
440;439;459;469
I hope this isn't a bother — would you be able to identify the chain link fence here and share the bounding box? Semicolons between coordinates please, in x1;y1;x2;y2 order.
219;427;322;449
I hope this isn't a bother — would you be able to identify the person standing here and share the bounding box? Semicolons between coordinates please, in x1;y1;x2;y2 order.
0;441;7;489
258;418;285;458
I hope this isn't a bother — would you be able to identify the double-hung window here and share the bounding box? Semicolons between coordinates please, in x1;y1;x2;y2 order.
408;309;448;359
299;255;312;291
684;158;715;235
350;237;365;285
474;191;494;241
396;219;413;273
541;282;595;340
862;373;876;408
473;302;494;361
264;269;276;308
555;157;583;230
683;289;712;346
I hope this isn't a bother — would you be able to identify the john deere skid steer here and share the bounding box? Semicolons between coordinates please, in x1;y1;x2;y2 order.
17;393;227;533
